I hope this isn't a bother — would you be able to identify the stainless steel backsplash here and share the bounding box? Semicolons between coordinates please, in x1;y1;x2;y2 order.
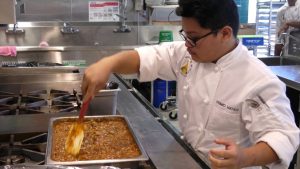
15;0;139;22
0;23;181;47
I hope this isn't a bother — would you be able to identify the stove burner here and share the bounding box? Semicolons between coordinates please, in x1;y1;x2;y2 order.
0;96;46;108
27;89;70;100
0;96;16;105
0;155;25;165
0;105;45;116
0;89;80;115
0;147;45;165
0;133;47;166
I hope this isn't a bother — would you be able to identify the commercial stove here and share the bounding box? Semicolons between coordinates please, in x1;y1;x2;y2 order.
0;70;121;167
0;81;84;135
0;75;81;166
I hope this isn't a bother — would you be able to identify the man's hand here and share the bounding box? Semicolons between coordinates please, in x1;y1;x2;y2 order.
278;22;290;37
209;138;245;169
81;50;140;102
81;58;112;101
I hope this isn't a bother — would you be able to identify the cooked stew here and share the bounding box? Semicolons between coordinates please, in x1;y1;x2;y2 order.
51;117;141;161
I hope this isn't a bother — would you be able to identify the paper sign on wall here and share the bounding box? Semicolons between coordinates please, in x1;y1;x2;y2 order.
89;1;119;22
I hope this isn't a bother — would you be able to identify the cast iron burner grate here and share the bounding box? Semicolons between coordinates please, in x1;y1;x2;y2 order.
0;133;47;166
0;154;25;165
0;89;81;115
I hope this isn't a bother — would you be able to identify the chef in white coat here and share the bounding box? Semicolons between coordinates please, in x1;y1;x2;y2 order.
82;0;300;168
277;0;300;37
275;0;300;55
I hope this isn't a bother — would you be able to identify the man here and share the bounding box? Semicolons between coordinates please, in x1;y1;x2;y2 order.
82;0;299;168
275;0;300;56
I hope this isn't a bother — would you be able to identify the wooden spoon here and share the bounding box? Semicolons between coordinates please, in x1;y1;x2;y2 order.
65;97;91;156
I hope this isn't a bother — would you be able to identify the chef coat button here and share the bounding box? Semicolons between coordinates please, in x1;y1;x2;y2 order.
183;114;188;119
183;85;189;90
203;98;209;104
198;127;202;131
215;66;220;72
180;135;185;140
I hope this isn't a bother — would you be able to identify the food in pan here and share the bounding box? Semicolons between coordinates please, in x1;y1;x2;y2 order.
51;117;141;161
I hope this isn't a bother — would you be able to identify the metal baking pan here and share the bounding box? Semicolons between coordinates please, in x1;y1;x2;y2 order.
45;115;148;168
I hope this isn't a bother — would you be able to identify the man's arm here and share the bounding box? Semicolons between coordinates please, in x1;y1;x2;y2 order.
241;141;279;167
278;21;300;41
276;7;286;38
209;139;279;169
286;21;300;29
81;50;140;100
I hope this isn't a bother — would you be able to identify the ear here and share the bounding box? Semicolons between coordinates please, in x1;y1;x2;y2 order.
219;26;233;41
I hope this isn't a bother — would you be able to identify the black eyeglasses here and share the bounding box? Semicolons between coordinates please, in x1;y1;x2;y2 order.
179;29;218;47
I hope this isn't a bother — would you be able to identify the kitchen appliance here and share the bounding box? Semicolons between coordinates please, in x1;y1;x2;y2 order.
0;57;125;168
46;115;148;169
0;81;120;134
0;73;124;168
0;133;47;166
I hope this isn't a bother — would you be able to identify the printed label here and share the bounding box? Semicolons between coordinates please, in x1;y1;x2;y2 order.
89;1;119;22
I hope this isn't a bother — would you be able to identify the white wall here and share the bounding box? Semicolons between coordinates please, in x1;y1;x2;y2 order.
248;0;257;23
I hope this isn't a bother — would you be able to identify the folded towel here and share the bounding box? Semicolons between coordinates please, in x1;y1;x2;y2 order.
0;46;17;57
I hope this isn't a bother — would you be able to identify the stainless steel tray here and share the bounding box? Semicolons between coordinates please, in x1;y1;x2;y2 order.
89;88;121;115
45;115;148;168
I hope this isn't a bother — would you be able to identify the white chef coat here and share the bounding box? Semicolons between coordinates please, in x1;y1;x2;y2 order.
276;3;289;41
284;0;300;21
135;41;300;169
276;1;300;42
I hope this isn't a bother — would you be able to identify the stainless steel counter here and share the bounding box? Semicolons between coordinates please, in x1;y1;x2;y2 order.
269;65;300;90
113;75;206;169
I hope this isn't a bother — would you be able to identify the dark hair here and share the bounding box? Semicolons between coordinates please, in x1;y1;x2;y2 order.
176;0;239;37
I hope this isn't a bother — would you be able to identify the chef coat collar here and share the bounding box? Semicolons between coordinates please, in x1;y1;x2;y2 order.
214;40;242;70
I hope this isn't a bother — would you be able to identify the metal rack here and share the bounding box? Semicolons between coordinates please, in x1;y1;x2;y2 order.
256;0;286;56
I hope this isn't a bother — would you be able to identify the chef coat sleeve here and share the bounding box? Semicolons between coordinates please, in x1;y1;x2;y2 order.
134;42;181;82
242;78;300;168
276;7;285;40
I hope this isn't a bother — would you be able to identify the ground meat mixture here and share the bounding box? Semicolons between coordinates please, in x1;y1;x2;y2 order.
51;117;141;161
